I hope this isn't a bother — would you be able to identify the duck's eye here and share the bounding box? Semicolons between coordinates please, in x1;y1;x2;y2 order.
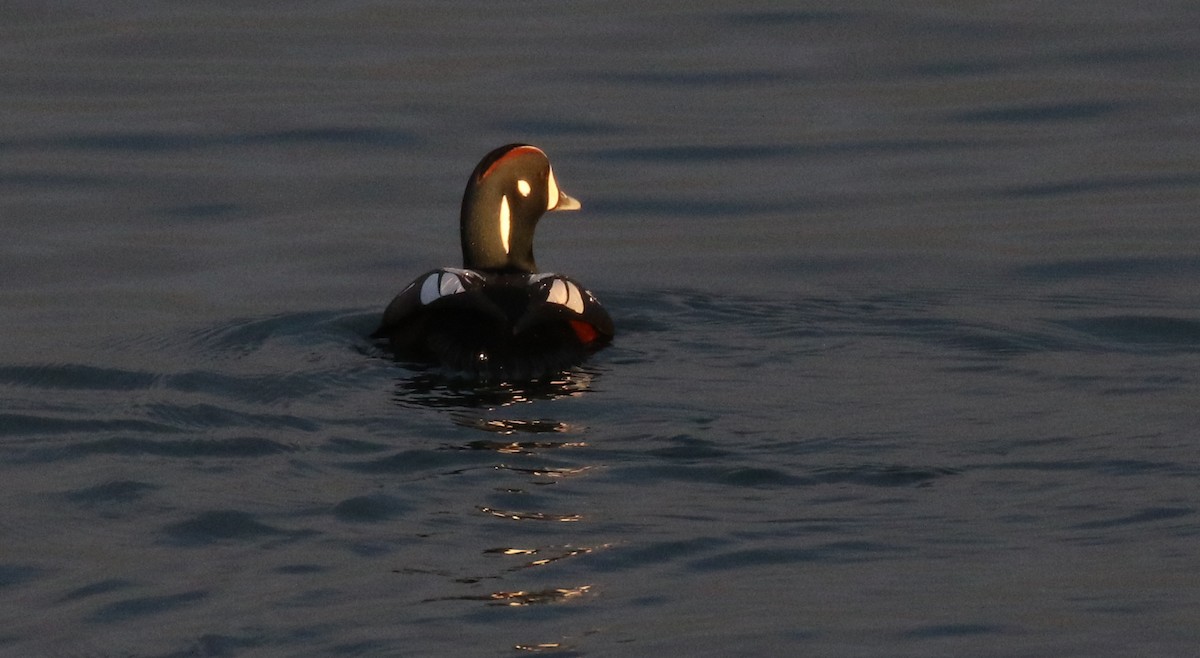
517;179;531;197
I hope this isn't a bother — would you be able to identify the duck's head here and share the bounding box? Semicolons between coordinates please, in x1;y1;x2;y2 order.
459;144;581;273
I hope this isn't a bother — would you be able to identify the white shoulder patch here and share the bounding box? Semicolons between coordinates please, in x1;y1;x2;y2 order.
420;270;467;305
546;278;585;314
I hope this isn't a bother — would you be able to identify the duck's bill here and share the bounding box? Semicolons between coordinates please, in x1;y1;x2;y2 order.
553;191;582;211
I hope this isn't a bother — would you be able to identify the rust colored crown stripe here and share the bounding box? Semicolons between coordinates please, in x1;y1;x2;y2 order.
481;145;545;179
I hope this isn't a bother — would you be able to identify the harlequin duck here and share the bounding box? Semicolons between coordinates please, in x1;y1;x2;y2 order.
372;144;614;380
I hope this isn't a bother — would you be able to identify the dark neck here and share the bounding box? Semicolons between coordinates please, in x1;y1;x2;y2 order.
459;201;539;273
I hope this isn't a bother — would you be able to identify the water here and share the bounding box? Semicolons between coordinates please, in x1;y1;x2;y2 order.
2;2;1199;655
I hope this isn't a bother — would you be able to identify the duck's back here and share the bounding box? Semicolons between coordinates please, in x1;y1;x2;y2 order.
372;268;613;379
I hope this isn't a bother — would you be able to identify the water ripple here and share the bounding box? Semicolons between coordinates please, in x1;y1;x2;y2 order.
64;480;158;505
477;507;583;523
86;590;208;623
484;545;601;571
62;437;294;459
950;101;1122;123
1070;507;1193;531
592;70;802;87
432;584;591;607
1056;315;1200;352
161;510;306;546
57;579;136;603
590;139;971;162
979;459;1191;477
1015;256;1200;281
447;439;587;454
331;495;412;523
340;449;494;475
722;9;851;26
0;414;179;437
900;623;1006;639
810;464;959;487
998;174;1200;198
0;364;157;391
12;127;421;153
141;402;320;432
0;564;43;590
689;541;905;571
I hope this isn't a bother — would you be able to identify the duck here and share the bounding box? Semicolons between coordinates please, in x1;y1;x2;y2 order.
372;144;614;380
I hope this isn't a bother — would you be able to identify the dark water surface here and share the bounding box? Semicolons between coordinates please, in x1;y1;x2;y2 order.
3;2;1200;655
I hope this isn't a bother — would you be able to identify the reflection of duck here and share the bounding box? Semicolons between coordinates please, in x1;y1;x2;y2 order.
373;144;614;380
388;366;597;451
391;368;595;412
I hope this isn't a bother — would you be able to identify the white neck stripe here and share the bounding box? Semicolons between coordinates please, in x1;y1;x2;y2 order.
499;194;511;254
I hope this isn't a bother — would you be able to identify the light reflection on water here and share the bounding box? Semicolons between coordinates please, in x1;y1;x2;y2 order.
433;585;593;607
388;368;596;409
451;438;588;454
379;353;609;651
485;545;601;570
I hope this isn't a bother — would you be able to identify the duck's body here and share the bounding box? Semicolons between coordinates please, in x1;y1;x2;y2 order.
372;145;613;379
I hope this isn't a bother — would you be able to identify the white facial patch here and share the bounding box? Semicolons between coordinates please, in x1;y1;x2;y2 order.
546;278;585;314
420;270;466;305
517;179;531;197
499;194;511;254
546;167;559;211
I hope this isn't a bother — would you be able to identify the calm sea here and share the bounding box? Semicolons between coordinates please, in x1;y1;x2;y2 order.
2;2;1199;655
